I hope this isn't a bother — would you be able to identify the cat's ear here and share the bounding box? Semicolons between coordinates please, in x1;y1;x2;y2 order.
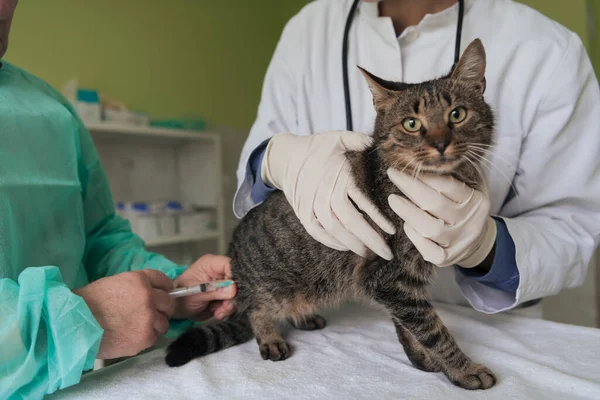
358;67;396;111
451;39;486;93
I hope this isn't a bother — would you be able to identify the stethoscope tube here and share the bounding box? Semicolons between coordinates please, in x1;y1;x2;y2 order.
342;0;361;132
454;0;465;65
342;0;466;131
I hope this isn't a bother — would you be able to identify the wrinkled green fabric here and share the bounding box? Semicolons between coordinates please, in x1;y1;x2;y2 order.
0;61;189;399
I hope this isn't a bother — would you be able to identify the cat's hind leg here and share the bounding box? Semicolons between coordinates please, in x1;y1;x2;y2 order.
288;314;327;331
249;308;291;361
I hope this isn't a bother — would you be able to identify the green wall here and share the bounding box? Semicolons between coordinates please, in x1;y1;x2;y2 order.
589;1;600;74
519;0;590;48
6;0;291;129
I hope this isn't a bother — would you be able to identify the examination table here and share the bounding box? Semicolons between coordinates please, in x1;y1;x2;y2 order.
49;302;600;399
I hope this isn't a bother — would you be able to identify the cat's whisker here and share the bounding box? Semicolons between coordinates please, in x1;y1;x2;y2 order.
472;141;558;157
467;145;520;163
467;147;509;164
411;160;421;181
414;161;424;181
366;142;388;156
468;154;506;194
466;151;522;209
466;143;556;164
466;144;516;160
466;147;521;171
400;157;417;175
390;154;412;172
465;149;493;168
465;144;494;151
466;146;494;155
463;155;489;194
465;143;496;149
466;145;494;152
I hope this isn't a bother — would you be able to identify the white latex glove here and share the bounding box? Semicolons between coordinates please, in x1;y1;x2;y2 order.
387;168;496;268
261;131;396;260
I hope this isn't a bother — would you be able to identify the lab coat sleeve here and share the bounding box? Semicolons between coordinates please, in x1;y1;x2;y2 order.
249;140;276;203
0;267;103;398
457;218;520;293
456;34;600;313
233;14;302;218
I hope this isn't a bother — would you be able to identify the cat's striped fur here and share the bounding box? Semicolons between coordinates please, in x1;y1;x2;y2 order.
166;39;497;390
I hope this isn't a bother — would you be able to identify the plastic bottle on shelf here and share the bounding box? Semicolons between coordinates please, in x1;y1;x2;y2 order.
115;202;126;219
179;203;216;235
158;201;182;237
129;202;159;241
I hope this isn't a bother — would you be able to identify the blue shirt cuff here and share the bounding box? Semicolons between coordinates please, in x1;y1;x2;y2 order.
249;139;276;203
456;218;519;293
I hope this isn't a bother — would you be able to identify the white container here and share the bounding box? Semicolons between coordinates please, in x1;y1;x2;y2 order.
104;108;150;126
157;201;182;236
179;208;215;235
77;102;102;124
75;89;102;124
115;202;126;219
128;202;159;241
157;215;176;237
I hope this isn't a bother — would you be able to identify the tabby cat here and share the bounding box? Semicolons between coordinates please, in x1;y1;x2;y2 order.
166;39;497;390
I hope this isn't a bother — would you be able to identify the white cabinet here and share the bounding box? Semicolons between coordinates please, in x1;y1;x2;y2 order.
87;123;226;264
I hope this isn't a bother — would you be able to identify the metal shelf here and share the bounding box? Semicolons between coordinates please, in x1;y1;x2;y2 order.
86;121;227;255
86;122;219;143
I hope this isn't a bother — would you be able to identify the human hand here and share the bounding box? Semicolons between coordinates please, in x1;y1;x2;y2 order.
387;168;496;268
173;254;237;321
261;131;396;260
74;269;175;360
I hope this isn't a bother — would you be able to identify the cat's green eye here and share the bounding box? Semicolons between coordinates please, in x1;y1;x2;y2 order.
401;117;422;133
449;107;467;123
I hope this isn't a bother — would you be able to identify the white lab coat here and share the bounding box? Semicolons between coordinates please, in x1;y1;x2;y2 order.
234;0;600;314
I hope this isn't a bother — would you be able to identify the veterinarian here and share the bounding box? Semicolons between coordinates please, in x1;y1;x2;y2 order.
0;1;236;398
235;0;600;314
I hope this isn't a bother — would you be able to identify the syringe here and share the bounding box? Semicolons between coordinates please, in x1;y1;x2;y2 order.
168;280;235;298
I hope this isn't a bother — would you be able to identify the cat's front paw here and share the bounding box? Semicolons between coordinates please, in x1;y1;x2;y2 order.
259;339;291;361
410;353;442;373
447;363;497;390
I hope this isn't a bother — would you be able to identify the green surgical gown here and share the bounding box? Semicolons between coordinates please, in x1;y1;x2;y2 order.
0;61;188;399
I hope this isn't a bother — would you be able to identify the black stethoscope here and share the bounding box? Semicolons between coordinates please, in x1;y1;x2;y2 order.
342;0;465;131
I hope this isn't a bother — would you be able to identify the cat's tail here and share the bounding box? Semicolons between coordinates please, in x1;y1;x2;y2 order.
165;312;253;367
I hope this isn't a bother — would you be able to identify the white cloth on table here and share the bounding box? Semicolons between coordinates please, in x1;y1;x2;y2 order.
49;303;600;400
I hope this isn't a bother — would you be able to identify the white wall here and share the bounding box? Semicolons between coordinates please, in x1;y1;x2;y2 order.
543;250;598;327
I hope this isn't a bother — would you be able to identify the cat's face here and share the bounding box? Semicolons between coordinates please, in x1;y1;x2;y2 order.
360;39;494;174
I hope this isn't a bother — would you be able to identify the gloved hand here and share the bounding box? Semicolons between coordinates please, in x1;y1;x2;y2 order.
173;254;237;321
387;168;496;268
261;131;396;260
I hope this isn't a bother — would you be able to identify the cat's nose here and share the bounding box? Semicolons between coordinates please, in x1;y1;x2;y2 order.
427;129;452;156
432;140;450;155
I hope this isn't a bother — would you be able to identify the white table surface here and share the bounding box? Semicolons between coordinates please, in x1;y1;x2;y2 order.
49;302;600;400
